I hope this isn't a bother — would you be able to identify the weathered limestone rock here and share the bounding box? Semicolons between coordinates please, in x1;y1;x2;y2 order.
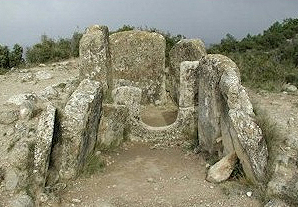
197;56;224;154
264;199;291;207
79;25;111;92
206;152;237;183
197;54;268;184
123;63;198;144
110;30;166;104
7;93;37;106
34;105;56;190
112;86;142;120
0;110;18;125
5;168;19;191
98;104;129;149
218;56;267;183
179;61;199;108
38;86;59;100
9;193;34;207
168;39;206;104
35;70;52;81
60;79;102;180
19;100;35;120
267;145;298;205
282;83;297;92
6;141;32;192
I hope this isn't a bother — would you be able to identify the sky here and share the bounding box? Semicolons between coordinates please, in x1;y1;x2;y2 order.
0;0;298;48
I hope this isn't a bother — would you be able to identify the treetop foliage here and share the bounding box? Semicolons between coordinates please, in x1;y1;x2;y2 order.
208;18;298;91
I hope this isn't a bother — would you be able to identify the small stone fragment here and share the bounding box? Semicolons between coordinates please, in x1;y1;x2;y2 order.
206;152;237;183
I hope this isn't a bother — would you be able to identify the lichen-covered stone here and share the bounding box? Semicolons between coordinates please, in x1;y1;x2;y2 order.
98;104;129;149
34;104;56;190
59;79;102;180
168;39;206;104
112;86;142;121
79;25;111;92
196;54;268;184
9;193;34;207
110;30;166;104
197;55;223;154
179;61;199;108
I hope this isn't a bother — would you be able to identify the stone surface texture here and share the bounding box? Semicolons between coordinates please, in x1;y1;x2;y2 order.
168;39;206;104
33;104;56;190
9;193;34;207
197;54;268;184
79;25;111;92
119;61;198;144
59;79;102;180
206;152;237;183
110;30;166;104
97;104;129;149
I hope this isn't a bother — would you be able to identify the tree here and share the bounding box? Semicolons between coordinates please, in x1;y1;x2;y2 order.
71;31;83;57
0;45;9;68
9;44;24;68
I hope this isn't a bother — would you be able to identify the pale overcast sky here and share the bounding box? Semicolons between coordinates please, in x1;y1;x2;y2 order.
0;0;298;47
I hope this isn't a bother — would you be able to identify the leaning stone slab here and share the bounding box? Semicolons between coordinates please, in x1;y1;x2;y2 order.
110;30;166;104
197;54;268;184
34;104;56;190
79;25;111;92
218;54;268;183
206;152;237;183
59;79;102;180
168;39;206;104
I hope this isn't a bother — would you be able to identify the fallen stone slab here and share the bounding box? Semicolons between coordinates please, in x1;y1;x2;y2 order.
206;152;237;183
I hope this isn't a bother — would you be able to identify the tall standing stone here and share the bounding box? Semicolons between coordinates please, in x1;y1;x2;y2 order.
169;39;206;104
110;30;166;104
79;25;111;93
34;104;56;191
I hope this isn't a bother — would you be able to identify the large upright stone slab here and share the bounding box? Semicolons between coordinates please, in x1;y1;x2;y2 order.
59;79;102;180
33;104;56;190
197;55;223;154
79;25;111;92
169;39;206;104
197;54;268;184
110;30;166;104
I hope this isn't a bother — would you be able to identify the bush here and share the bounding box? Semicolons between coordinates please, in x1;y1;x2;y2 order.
26;32;83;64
208;18;298;91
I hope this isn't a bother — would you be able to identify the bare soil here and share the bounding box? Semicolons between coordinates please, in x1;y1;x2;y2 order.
59;142;261;207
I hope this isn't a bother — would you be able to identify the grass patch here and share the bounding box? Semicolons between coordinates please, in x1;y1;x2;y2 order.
82;154;105;177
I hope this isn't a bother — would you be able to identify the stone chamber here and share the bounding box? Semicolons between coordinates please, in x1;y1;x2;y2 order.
0;25;295;207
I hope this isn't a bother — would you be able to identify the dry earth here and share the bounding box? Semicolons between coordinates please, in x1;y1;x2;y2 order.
1;59;297;206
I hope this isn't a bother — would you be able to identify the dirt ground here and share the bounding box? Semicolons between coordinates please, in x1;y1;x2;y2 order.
60;142;261;207
1;60;297;207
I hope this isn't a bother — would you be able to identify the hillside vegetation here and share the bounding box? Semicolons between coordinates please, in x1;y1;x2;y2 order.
1;19;298;91
208;18;298;91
